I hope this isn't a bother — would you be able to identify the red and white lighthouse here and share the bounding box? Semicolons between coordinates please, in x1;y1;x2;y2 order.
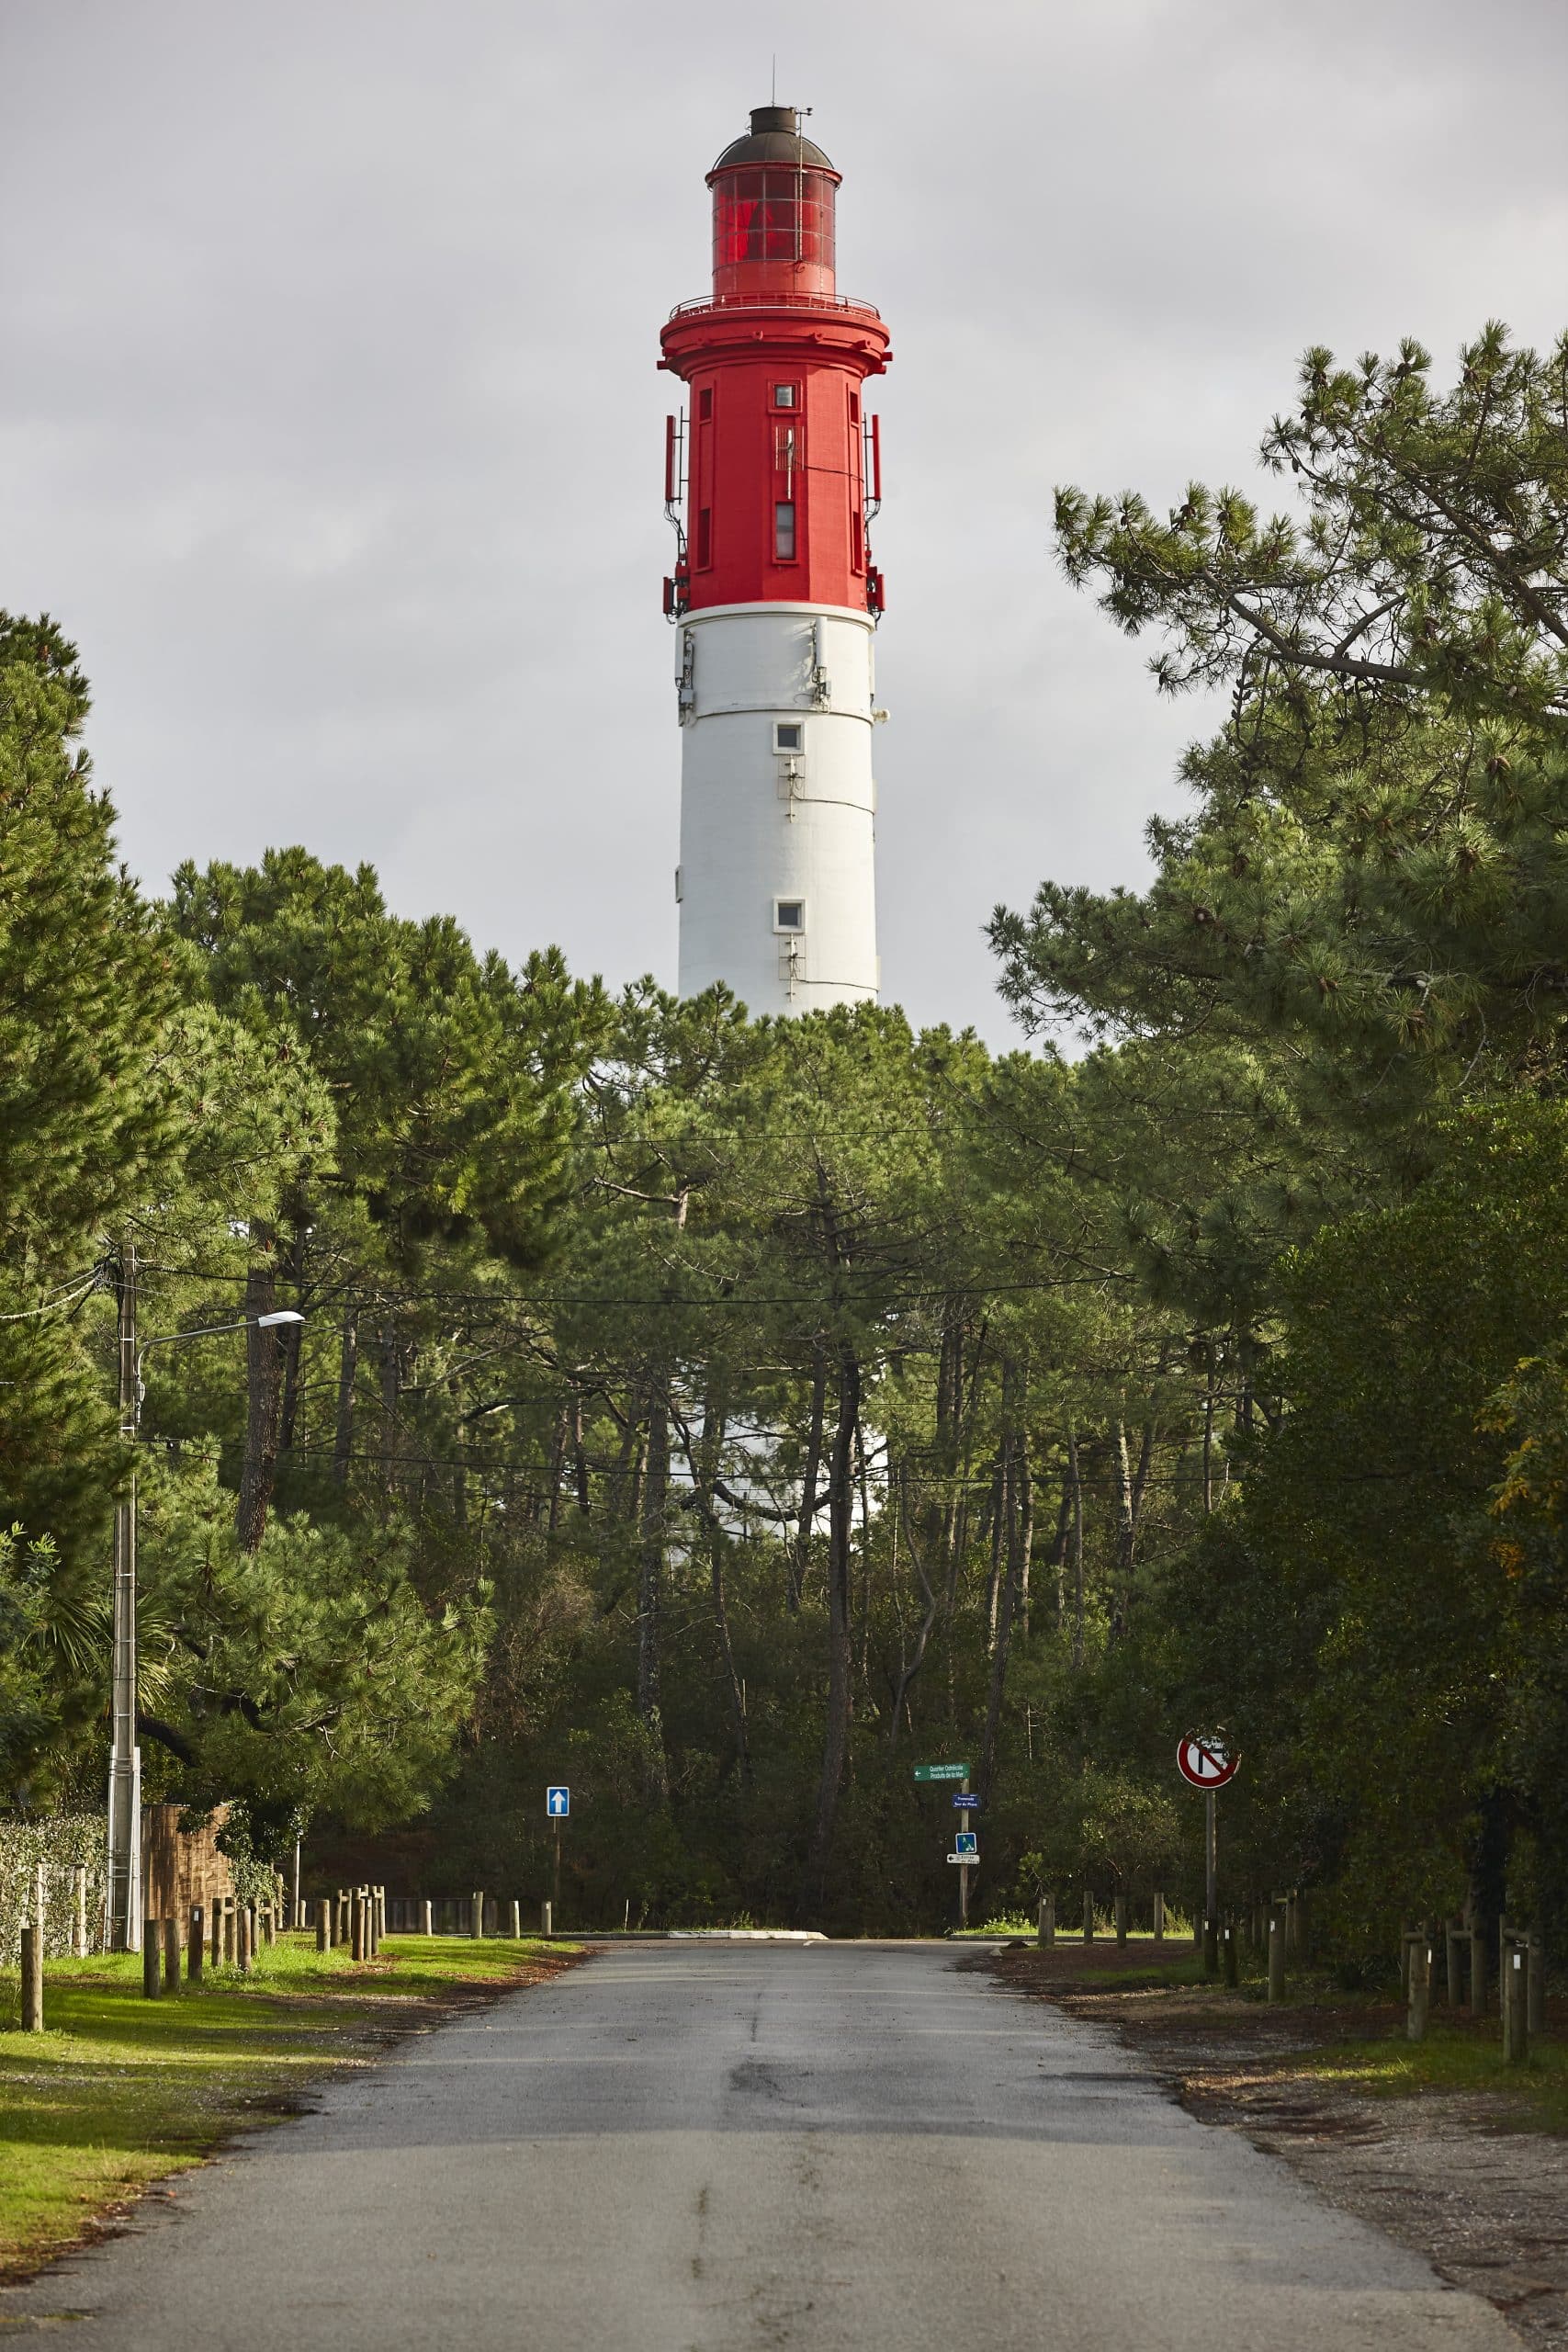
660;106;891;1012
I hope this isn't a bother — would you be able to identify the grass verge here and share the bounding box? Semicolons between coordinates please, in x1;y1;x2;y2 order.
1280;2018;1568;2132
0;1931;577;2280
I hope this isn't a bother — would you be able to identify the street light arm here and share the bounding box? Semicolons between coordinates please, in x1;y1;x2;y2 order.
137;1309;306;1380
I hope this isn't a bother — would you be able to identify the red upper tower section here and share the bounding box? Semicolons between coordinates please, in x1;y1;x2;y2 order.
660;107;891;618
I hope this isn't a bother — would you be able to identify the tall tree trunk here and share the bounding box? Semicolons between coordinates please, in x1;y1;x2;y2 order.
235;1229;283;1552
887;1460;940;1741
1016;1435;1034;1638
637;1398;670;1801
331;1310;357;1487
571;1392;591;1516
855;1412;874;1688
984;1451;1006;1656
698;1400;749;1783
1111;1419;1156;1638
979;1427;1025;1804
276;1216;307;1453
807;1341;861;1892
791;1338;828;1611
546;1404;567;1533
1048;1476;1071;1632
1067;1422;1086;1670
378;1316;400;1495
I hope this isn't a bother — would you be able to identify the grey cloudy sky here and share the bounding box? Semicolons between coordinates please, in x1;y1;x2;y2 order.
3;0;1565;1041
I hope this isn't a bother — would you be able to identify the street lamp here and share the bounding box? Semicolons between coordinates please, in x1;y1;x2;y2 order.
106;1298;305;1951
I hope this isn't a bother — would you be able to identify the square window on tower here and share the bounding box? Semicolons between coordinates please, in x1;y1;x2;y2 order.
774;502;795;560
698;386;714;422
773;719;804;754
773;384;796;409
774;899;806;933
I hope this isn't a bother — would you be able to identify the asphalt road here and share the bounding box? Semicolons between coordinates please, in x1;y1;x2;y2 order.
3;1940;1512;2350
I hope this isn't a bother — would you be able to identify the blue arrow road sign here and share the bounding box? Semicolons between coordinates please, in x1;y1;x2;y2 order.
547;1786;570;1817
953;1829;978;1857
952;1792;979;1809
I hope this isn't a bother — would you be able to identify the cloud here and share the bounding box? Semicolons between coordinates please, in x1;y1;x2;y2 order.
3;0;1563;1040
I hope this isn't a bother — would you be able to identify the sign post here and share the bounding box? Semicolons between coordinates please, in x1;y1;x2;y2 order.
915;1763;972;1928
546;1787;569;1926
1177;1737;1237;1973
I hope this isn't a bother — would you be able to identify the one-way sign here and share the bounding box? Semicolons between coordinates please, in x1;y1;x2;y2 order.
547;1786;570;1817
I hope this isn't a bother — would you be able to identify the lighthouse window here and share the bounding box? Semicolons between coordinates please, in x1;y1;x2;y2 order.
773;720;804;754
773;899;806;933
696;507;712;569
698;387;713;422
774;501;796;560
773;384;796;410
849;390;860;424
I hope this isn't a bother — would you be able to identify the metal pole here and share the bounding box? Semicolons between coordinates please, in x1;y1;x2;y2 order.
107;1239;141;1952
553;1824;562;1927
1204;1790;1217;1923
959;1776;971;1930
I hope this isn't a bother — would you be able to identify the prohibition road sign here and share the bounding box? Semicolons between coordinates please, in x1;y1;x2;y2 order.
1177;1736;1238;1790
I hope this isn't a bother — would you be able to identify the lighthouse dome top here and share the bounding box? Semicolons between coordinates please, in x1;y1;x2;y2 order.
709;107;835;176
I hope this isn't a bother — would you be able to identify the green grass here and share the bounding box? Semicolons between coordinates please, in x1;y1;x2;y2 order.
0;1932;571;2278
1284;2019;1568;2132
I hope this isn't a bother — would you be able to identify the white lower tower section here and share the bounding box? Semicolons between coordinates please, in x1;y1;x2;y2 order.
675;602;880;1013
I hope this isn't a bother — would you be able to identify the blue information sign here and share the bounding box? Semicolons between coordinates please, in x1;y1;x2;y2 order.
547;1786;570;1817
952;1792;979;1809
953;1829;978;1858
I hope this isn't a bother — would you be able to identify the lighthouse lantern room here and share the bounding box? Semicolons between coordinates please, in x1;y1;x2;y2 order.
660;106;891;1012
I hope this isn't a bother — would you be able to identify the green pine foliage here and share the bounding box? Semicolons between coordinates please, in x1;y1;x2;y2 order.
7;325;1568;1950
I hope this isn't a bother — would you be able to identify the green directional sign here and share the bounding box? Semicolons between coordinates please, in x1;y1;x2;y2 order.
914;1762;969;1782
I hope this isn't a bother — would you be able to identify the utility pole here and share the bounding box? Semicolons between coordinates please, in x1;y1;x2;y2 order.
107;1238;141;1952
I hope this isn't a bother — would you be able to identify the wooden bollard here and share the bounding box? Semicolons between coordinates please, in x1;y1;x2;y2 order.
1528;1931;1547;2039
1114;1894;1128;1949
509;1900;522;1939
143;1925;163;1999
1503;1934;1529;2064
1267;1911;1286;2004
20;1922;44;2031
421;1899;434;1936
1037;1896;1055;1949
351;1891;366;1962
470;1890;484;1941
73;1864;88;1958
1152;1892;1165;1946
1223;1923;1239;1987
315;1897;329;1952
1082;1892;1094;1944
1405;1932;1431;2042
222;1896;235;1966
262;1903;276;1949
376;1886;387;1943
1445;1918;1465;2008
188;1906;204;1982
163;1916;181;1992
1470;1917;1488;2018
540;1899;553;1939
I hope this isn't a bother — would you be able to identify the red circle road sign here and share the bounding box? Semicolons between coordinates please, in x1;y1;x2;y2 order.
1178;1736;1238;1789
